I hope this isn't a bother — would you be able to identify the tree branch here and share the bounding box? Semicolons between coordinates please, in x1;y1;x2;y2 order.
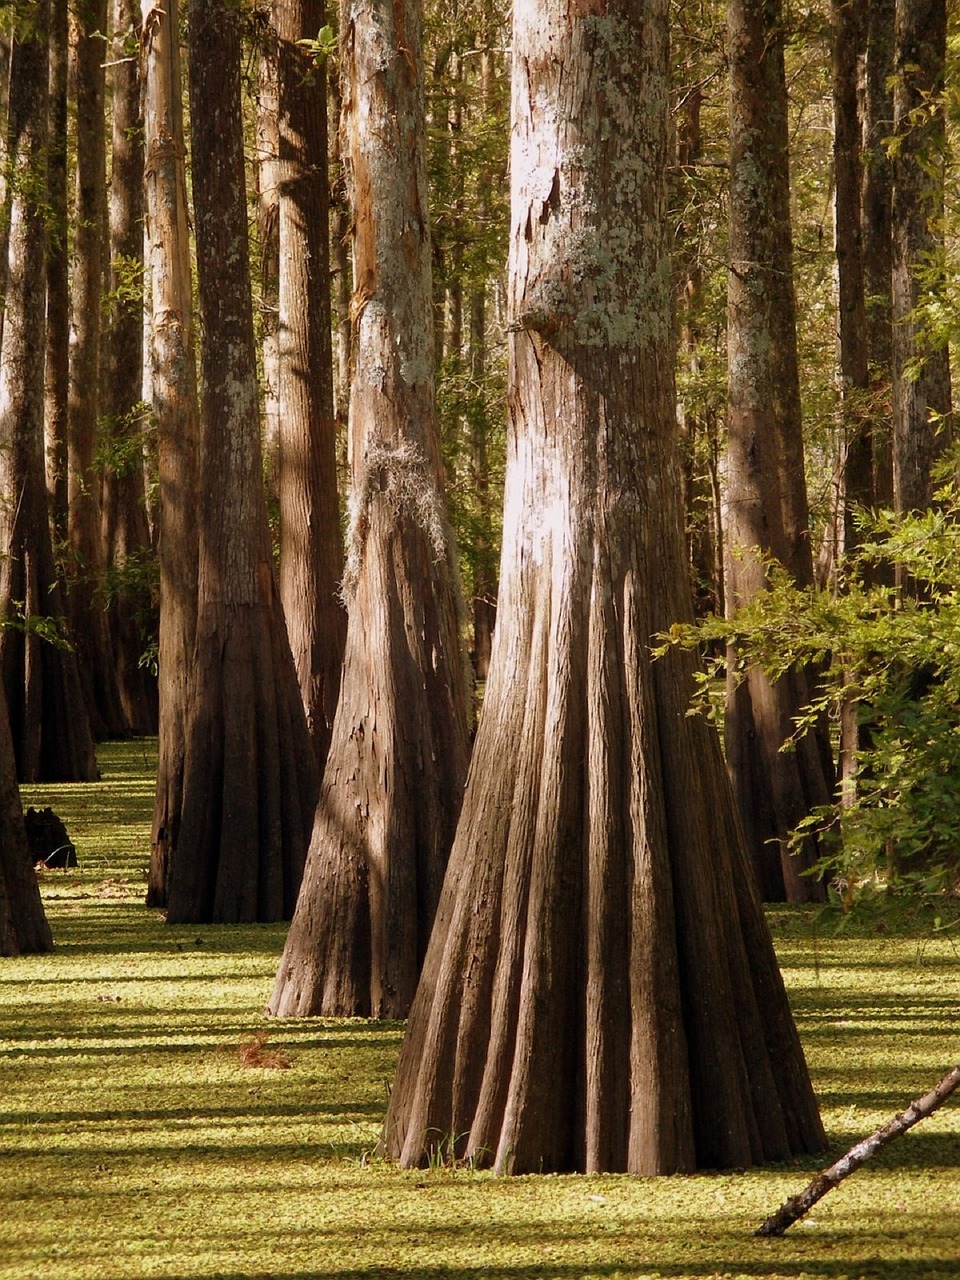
756;1064;960;1237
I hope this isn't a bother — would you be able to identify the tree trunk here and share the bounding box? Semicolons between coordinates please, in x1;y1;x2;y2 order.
256;16;281;498
141;0;200;906
380;0;825;1176
724;0;832;904
891;0;951;516
275;0;346;766
0;678;53;956
102;0;157;735
833;0;870;542
0;0;98;783
44;0;70;542
329;71;351;433
165;0;318;924
266;0;470;1018
67;0;129;739
862;0;895;509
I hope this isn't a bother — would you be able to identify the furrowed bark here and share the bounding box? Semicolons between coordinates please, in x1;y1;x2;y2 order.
380;0;825;1175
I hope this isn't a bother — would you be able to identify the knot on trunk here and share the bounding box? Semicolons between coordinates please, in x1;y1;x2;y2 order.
341;439;449;603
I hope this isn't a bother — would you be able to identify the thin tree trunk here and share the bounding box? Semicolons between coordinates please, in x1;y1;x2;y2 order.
141;0;200;906
328;71;351;437
381;0;825;1176
102;0;157;735
862;0;895;508
165;0;318;925
275;0;346;765
724;0;832;904
44;0;70;540
67;0;129;739
0;0;98;783
257;16;281;498
891;0;951;516
266;0;470;1017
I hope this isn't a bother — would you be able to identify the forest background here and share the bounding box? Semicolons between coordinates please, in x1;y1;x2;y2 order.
1;0;960;1033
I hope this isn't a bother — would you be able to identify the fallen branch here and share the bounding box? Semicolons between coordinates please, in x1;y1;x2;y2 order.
756;1063;960;1237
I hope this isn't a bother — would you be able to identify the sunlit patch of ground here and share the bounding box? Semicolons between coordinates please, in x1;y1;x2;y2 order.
2;740;958;1280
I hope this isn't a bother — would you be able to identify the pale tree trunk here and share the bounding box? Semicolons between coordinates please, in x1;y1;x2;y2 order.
102;0;157;735
862;0;894;508
44;0;70;540
381;0;825;1176
67;0;129;739
141;0;200;906
257;18;281;497
165;0;318;924
266;0;470;1017
891;0;951;516
0;0;98;783
0;678;53;955
275;0;346;765
724;0;832;904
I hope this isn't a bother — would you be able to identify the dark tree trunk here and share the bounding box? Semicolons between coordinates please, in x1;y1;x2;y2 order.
724;0;832;904
165;0;318;924
142;0;200;906
67;0;129;739
44;0;70;541
0;679;53;956
266;0;470;1017
891;0;951;515
861;0;895;508
832;0;870;541
381;0;825;1176
102;0;157;735
275;0;346;766
0;2;98;784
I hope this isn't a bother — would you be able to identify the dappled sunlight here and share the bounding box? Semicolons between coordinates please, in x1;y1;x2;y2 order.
1;740;959;1279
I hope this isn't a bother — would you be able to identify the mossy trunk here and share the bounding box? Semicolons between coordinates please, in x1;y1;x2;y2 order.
381;0;825;1175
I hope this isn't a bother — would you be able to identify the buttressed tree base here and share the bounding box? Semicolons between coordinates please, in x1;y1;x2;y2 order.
381;0;826;1175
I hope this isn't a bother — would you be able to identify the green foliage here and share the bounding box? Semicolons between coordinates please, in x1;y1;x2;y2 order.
660;496;960;908
298;22;337;63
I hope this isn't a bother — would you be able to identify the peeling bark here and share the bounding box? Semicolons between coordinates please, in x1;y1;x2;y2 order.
380;0;825;1175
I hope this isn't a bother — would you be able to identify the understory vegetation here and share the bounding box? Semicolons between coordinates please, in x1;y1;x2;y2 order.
1;741;959;1280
